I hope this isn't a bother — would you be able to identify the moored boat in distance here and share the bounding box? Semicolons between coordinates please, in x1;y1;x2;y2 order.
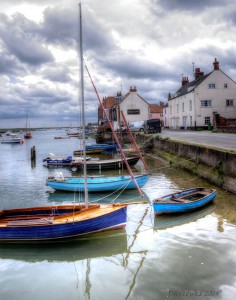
153;187;216;215
24;132;33;139
1;133;24;144
71;155;140;170
73;143;119;155
43;153;91;166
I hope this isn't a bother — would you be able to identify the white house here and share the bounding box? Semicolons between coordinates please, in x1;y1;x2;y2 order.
112;86;151;130
164;58;236;129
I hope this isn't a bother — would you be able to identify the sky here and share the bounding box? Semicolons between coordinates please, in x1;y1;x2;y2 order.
1;0;236;128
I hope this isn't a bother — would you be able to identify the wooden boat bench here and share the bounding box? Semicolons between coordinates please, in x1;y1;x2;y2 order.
7;217;54;226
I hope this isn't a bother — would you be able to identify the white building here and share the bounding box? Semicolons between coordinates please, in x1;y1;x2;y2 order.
164;58;236;129
113;86;151;129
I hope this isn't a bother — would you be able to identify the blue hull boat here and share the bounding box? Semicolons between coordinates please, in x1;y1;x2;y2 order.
0;204;127;242
43;153;73;166
46;173;150;192
153;187;216;215
86;143;118;151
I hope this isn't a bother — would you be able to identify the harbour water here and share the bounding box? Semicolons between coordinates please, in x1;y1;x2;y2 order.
0;129;235;300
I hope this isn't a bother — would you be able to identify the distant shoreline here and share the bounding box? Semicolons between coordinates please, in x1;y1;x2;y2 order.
0;127;77;133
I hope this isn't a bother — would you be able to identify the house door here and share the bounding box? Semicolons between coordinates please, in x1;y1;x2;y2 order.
183;116;187;129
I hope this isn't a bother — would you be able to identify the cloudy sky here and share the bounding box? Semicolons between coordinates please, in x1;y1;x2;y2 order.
1;0;236;128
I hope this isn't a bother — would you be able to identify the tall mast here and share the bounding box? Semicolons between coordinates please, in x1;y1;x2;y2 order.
79;3;88;207
85;64;144;196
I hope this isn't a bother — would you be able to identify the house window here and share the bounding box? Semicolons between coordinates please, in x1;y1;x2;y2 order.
226;99;234;107
177;104;179;113
182;103;184;112
224;83;228;88
127;109;140;115
208;83;215;88
205;117;211;125
170;106;172;114
189;100;192;111
190;116;192;126
103;109;109;119
201;100;212;107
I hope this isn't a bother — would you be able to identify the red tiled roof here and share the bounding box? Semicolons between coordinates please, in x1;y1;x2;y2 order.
150;104;163;113
98;97;115;109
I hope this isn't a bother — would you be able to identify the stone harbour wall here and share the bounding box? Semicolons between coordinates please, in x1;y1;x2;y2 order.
136;134;236;194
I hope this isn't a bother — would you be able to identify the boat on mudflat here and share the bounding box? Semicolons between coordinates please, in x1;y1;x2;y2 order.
46;172;150;192
0;204;128;242
153;187;216;215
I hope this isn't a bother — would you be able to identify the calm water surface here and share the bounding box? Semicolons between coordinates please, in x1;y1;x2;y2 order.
0;130;235;300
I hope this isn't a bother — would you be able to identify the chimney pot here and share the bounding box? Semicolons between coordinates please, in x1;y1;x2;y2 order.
213;58;219;70
195;68;204;79
130;86;137;92
182;76;189;86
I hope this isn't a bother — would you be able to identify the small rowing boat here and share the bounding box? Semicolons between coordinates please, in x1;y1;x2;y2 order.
153;187;216;215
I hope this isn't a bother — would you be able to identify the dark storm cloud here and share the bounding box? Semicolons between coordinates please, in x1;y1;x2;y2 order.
0;51;26;75
223;8;236;26
0;13;54;66
156;0;232;12
38;6;116;54
42;65;72;83
96;53;175;81
39;7;78;47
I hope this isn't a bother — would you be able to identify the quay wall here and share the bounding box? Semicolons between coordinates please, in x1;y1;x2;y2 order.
135;134;236;194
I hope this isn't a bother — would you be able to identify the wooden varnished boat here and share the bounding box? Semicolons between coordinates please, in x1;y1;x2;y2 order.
0;204;128;242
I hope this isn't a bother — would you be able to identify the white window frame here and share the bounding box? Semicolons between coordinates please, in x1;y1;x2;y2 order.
208;83;215;89
226;99;234;107
205;117;211;125
201;100;212;107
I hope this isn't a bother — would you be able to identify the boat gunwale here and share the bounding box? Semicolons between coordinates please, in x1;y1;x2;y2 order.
0;204;128;228
153;187;216;204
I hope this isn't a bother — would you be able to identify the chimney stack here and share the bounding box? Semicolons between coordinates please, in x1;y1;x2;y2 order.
213;58;219;70
195;68;204;80
129;86;137;92
182;76;189;86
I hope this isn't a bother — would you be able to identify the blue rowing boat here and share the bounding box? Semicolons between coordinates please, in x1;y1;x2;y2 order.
153;187;216;215
0;204;127;242
46;173;150;192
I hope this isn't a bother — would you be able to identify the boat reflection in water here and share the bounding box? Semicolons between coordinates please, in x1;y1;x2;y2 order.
0;230;127;263
154;202;215;231
48;189;150;204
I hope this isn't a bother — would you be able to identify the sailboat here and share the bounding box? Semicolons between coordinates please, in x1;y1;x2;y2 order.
46;172;150;192
46;12;150;194
24;113;32;139
0;3;132;242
